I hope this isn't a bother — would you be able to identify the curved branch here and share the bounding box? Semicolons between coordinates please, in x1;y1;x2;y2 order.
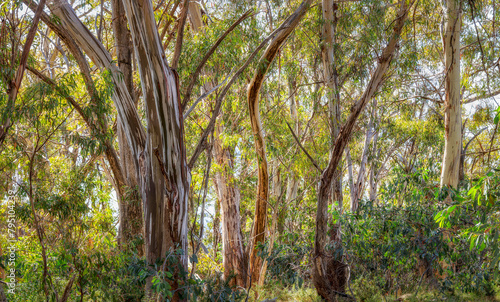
188;24;287;169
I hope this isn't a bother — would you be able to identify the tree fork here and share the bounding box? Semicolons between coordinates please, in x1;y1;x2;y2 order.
313;1;412;300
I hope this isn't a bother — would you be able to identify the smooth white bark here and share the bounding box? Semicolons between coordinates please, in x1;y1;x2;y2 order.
440;0;462;188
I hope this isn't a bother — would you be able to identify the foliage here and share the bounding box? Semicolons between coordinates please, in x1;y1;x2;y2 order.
1;0;499;300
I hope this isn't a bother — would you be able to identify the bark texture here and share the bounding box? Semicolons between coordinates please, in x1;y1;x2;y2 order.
213;125;248;287
46;1;190;299
313;1;411;300
111;0;144;254
440;0;462;189
247;0;312;285
120;0;190;274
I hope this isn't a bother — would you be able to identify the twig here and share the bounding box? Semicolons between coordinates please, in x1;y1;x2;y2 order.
183;70;232;119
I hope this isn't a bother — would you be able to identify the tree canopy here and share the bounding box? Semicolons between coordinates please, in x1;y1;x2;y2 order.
0;0;499;301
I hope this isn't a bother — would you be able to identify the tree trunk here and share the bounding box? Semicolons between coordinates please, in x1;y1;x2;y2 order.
351;99;376;212
440;0;462;189
369;129;379;202
282;78;300;234
313;2;411;300
247;0;312;285
213;124;248;287
213;195;221;260
23;2;141;255
346;145;356;204
111;0;144;255
321;0;343;211
46;1;190;299
121;0;191;292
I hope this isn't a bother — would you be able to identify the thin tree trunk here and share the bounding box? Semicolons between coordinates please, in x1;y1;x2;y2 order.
321;0;343;211
213;195;221;260
440;0;462;189
346;145;355;204
313;2;411;300
283;78;299;234
213;124;248;287
351;99;376;212
258;162;283;286
247;0;312;285
0;0;46;148
369;130;380;202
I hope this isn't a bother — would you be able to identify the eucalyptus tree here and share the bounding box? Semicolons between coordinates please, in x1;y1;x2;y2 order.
23;0;251;298
246;0;313;285
0;0;46;149
312;1;413;299
321;0;343;209
440;0;462;188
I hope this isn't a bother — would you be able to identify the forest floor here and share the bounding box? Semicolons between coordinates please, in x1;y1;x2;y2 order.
248;284;500;302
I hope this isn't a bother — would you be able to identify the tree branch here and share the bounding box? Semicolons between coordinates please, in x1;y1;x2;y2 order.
171;0;189;69
0;0;47;148
182;9;253;110
183;71;232;119
285;121;321;172
188;25;287;169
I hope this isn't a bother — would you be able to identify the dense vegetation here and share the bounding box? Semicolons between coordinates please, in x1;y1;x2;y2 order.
0;0;499;301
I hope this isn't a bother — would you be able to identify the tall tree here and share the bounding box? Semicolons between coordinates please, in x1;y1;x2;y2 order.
111;0;144;253
213;123;248;287
45;0;190;298
440;0;462;188
313;1;412;300
247;0;313;285
321;0;343;210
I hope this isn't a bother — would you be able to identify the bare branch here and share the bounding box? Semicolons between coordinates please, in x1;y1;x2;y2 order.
463;89;500;104
183;70;232;119
286;121;321;172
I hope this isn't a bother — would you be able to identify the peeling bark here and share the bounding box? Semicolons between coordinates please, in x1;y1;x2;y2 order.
45;1;190;298
120;0;190;279
111;0;144;254
47;0;146;167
